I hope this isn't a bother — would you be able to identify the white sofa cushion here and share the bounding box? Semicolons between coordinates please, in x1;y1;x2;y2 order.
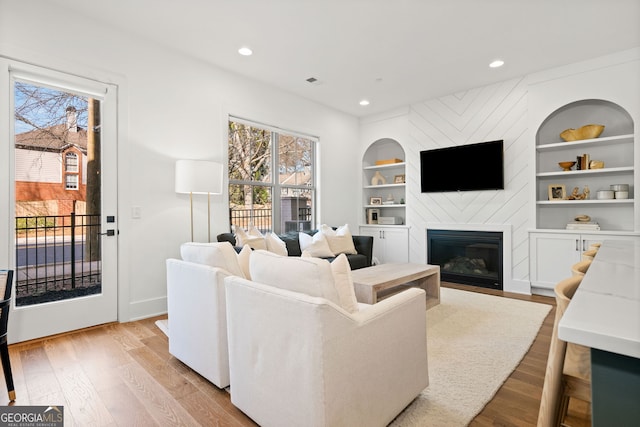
234;225;288;256
250;250;341;307
330;254;359;313
237;244;252;280
320;224;357;255
299;231;335;258
233;224;268;250
265;232;288;256
180;242;245;278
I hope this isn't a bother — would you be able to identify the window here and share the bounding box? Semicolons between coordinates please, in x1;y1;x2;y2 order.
65;174;78;190
65;152;78;172
228;118;316;234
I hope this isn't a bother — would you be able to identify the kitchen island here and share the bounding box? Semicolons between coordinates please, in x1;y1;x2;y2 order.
558;239;640;425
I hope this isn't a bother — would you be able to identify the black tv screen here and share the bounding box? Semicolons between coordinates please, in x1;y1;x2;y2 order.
420;140;504;192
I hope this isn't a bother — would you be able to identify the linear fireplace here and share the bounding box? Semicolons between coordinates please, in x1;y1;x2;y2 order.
427;229;503;290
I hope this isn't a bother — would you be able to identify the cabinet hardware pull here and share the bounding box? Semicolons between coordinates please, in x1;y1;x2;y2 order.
575;239;579;251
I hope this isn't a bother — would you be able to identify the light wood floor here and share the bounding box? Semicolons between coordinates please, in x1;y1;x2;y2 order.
1;283;591;426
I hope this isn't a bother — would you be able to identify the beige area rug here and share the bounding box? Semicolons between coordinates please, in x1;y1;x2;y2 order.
390;287;551;427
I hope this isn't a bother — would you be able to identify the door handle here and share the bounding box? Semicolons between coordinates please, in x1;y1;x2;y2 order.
575;239;579;251
100;229;116;236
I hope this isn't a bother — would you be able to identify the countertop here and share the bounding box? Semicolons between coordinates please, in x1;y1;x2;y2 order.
558;239;640;359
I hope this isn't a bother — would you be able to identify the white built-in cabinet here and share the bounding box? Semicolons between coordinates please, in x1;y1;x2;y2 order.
360;138;409;263
359;226;409;264
529;231;638;291
529;94;639;294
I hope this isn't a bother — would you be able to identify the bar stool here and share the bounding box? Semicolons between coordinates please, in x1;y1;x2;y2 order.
0;270;15;401
571;259;591;276
537;275;591;426
582;248;598;261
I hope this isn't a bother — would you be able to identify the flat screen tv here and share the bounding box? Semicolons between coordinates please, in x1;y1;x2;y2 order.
420;140;504;193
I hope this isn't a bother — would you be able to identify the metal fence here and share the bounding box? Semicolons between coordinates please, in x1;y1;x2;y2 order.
229;208;272;232
15;213;102;306
228;207;312;233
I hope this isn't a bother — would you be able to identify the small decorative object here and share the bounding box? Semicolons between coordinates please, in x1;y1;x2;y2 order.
610;184;629;192
548;184;566;201
574;214;591;222
369;196;382;205
558;161;576;171
374;158;403;166
589;160;605;169
611;185;629;199
371;171;387;185
596;190;615;200
566;185;590;200
394;174;405;183
367;208;380;224
560;124;605;142
400;198;405;204
382;193;395;204
576;153;591;170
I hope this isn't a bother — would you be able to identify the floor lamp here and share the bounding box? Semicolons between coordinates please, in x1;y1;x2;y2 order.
175;160;224;242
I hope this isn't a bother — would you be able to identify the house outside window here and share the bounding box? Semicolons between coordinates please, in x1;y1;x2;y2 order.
228;118;316;234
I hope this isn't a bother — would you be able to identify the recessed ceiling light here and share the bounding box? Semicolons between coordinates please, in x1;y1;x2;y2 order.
359;99;370;106
489;59;504;68
238;47;253;56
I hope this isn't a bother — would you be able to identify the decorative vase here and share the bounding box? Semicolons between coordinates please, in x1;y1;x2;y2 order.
371;171;387;185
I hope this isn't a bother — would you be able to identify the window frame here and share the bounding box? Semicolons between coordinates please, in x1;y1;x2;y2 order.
227;116;317;234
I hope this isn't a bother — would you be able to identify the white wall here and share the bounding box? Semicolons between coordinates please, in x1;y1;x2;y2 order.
0;1;360;321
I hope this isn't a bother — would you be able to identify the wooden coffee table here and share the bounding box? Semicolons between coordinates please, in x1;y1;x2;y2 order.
351;263;441;309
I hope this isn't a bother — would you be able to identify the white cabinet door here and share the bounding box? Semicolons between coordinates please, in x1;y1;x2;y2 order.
529;232;640;292
529;232;578;291
359;226;408;264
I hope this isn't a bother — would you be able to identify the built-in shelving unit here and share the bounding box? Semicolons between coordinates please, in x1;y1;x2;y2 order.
361;139;406;225
535;101;635;231
360;138;409;264
530;97;638;294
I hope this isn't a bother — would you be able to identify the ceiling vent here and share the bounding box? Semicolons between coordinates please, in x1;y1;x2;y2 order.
305;77;322;85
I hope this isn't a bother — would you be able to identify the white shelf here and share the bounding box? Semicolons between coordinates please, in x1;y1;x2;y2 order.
363;162;406;170
364;204;406;208
364;183;405;189
537;134;634;151
537;166;634;177
537;199;634;205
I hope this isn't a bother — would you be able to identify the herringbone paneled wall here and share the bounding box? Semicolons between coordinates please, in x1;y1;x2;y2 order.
406;77;531;283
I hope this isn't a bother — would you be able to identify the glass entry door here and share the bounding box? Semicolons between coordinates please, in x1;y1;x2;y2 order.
0;60;118;343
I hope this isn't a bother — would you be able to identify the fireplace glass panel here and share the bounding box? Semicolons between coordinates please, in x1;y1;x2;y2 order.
427;230;503;290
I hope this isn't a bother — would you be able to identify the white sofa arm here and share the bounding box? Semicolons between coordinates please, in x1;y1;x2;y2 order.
166;258;231;388
225;276;428;427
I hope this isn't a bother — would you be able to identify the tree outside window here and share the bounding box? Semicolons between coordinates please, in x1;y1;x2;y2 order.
228;119;316;234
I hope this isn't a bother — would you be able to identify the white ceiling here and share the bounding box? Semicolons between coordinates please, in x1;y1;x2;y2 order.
51;0;640;117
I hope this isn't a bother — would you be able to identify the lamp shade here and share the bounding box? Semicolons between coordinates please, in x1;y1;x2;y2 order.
175;160;223;195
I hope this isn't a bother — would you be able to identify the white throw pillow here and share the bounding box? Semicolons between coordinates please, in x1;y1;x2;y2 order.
320;224;357;255
250;250;341;306
237;244;252;280
330;254;359;313
265;232;288;256
180;242;245;278
299;232;335;258
233;225;267;250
